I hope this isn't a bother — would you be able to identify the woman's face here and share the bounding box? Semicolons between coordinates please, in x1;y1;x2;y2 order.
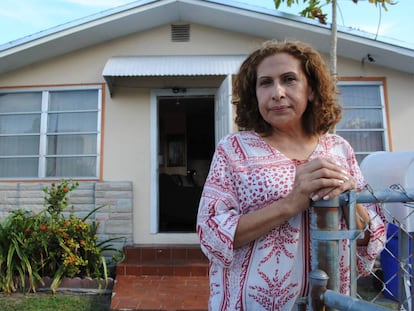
255;52;314;132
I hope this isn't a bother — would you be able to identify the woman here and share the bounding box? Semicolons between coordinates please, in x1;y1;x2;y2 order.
196;40;386;310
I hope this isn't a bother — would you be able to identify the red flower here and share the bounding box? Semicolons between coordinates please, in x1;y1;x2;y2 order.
40;224;47;230
62;186;68;193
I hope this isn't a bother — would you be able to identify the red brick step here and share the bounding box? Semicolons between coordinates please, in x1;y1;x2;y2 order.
111;244;209;311
116;244;209;277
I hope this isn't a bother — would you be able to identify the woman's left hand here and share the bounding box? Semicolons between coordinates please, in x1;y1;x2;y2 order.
308;159;355;202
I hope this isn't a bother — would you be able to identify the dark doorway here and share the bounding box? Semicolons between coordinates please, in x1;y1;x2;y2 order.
158;96;215;232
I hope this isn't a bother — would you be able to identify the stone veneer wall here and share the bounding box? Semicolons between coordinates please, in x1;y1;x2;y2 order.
0;181;133;251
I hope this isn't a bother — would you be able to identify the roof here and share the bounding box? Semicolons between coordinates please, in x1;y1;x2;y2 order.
1;0;414;75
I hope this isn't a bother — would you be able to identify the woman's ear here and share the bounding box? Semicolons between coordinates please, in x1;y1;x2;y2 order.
308;88;315;102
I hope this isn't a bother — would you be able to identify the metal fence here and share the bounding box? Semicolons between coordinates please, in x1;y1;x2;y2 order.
302;186;414;311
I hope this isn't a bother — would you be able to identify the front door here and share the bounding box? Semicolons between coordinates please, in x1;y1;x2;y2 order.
157;95;215;232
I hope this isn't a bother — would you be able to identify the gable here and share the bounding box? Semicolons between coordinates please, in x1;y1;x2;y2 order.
0;0;413;77
0;23;258;88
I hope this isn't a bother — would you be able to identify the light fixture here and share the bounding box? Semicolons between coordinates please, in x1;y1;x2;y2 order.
362;53;376;64
172;87;187;94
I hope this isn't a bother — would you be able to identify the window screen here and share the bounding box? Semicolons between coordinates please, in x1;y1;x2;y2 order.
336;81;388;163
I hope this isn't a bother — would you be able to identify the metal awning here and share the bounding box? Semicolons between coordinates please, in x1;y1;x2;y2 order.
102;55;246;95
103;55;246;76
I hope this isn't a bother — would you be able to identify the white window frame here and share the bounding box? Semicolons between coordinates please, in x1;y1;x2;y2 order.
0;85;102;180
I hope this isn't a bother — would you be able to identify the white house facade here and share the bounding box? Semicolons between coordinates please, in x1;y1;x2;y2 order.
0;0;413;246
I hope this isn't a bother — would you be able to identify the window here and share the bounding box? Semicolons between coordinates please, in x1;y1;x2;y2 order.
336;80;389;163
0;86;102;179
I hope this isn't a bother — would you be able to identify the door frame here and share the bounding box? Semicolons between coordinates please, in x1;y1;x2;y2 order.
149;88;217;233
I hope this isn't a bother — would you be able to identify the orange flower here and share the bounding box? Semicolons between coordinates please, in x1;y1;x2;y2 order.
24;228;30;233
62;186;68;193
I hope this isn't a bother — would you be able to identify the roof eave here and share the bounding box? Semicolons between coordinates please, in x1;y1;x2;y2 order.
0;0;413;75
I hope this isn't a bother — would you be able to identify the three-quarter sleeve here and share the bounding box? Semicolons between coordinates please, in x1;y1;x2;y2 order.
196;144;242;267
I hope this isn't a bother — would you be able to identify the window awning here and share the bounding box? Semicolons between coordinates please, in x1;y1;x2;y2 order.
102;55;246;95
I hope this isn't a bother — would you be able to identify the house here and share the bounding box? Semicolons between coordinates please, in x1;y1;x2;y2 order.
1;0;414;248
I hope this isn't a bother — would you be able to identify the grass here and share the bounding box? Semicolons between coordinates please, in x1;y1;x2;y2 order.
0;292;111;311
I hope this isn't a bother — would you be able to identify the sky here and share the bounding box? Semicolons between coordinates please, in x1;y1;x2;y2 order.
0;0;413;49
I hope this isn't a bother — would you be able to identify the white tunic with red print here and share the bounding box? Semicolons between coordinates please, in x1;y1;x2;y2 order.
197;131;386;311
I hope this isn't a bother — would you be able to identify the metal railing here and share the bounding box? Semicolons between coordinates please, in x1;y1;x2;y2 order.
304;187;414;311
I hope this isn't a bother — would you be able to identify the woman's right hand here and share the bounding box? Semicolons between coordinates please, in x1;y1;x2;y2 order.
288;158;351;212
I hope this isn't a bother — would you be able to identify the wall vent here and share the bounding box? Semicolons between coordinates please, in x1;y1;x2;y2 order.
171;24;190;42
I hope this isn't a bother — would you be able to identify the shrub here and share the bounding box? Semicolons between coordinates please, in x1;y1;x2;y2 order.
0;180;125;294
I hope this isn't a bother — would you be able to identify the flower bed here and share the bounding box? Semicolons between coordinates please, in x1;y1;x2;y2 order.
0;180;124;294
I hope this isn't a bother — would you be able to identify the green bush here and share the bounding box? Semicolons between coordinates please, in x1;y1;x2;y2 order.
0;180;124;294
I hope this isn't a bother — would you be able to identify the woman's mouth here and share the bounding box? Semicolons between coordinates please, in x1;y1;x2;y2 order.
269;105;289;112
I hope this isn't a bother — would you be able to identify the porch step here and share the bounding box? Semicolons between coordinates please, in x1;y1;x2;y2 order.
115;244;209;277
111;244;210;311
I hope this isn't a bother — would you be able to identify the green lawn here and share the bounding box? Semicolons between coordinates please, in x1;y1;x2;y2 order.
0;292;111;311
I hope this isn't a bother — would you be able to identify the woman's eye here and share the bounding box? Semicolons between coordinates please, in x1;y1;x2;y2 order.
284;76;296;83
259;79;272;86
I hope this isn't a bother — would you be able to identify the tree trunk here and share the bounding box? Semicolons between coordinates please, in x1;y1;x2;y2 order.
330;0;338;80
330;0;338;134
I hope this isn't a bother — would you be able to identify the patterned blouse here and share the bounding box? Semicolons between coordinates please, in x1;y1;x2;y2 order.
197;131;386;311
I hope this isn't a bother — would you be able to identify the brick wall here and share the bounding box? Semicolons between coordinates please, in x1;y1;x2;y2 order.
0;181;133;251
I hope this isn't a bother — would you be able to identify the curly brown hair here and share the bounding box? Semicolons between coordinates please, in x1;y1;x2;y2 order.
233;40;342;136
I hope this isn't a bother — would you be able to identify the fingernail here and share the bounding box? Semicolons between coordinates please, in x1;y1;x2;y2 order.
311;195;319;201
323;195;329;200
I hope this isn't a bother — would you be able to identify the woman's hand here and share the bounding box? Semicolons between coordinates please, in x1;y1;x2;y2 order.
295;158;370;245
294;157;354;204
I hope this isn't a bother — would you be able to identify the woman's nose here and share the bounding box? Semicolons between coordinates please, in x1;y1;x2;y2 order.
271;83;284;100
